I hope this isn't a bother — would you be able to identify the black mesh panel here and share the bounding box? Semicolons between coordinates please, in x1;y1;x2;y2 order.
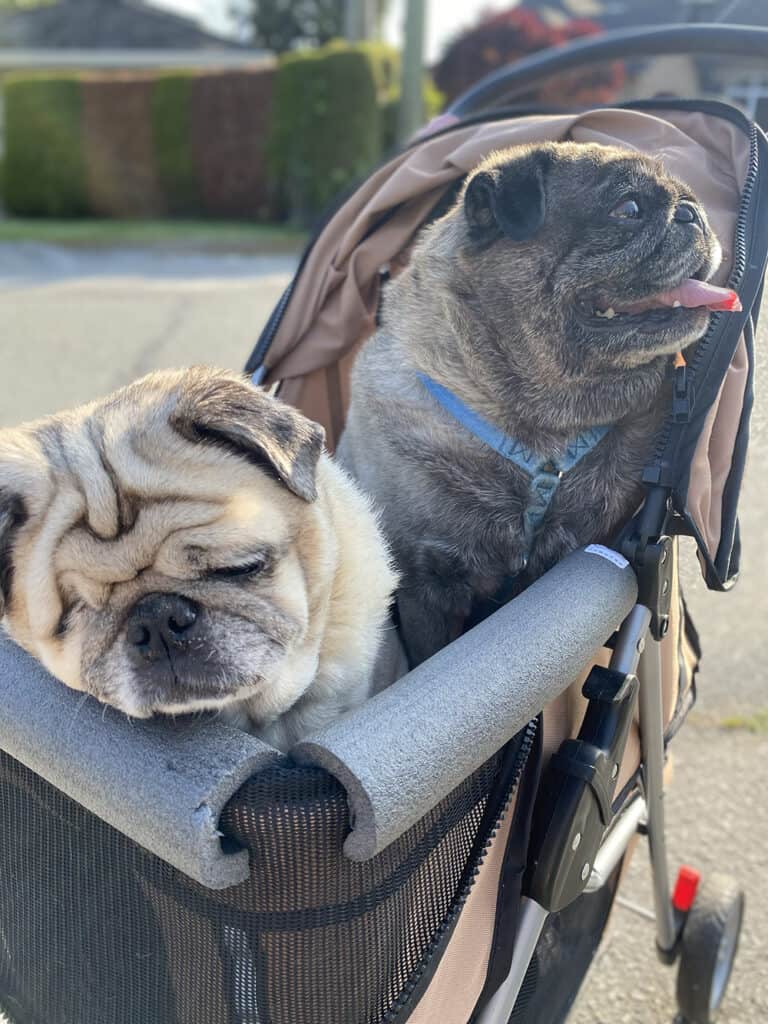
0;747;508;1024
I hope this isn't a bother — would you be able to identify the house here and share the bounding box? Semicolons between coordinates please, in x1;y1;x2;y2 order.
0;0;268;172
0;0;243;52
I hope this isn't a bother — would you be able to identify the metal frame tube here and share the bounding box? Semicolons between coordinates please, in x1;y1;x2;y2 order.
585;795;647;893
638;638;677;954
477;603;652;1023
447;24;768;116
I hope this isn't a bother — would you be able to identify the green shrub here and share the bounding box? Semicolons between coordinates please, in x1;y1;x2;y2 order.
150;73;198;216
269;41;382;225
381;74;446;153
358;40;401;102
3;75;89;216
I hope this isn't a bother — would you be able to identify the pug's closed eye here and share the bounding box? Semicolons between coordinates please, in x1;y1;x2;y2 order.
207;552;274;580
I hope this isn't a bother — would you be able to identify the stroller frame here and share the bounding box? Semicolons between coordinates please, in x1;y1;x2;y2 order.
0;24;765;1024
479;600;669;1023
421;30;767;1016
424;30;767;1016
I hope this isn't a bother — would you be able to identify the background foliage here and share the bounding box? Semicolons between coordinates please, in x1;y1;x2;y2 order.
433;8;624;107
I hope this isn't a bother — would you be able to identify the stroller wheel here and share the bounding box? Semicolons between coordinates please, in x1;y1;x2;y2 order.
675;873;744;1024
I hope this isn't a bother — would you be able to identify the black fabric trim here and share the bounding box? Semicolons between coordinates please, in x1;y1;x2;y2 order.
713;301;757;583
395;725;537;1022
671;125;768;573
468;718;543;1022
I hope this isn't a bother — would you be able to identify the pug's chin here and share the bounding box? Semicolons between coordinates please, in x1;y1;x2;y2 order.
574;306;710;366
115;679;267;720
154;683;266;717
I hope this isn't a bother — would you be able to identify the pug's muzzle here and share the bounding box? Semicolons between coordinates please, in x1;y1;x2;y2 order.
124;593;227;701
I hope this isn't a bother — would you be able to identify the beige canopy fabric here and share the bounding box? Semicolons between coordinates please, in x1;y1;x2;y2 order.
261;106;752;569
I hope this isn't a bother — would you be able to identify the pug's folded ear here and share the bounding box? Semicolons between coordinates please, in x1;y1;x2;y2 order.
464;147;552;242
172;371;325;503
0;490;28;619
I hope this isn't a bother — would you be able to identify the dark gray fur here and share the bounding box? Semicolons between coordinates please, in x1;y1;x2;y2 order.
339;142;722;666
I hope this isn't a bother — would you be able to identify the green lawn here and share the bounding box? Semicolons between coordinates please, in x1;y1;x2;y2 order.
719;708;768;734
0;217;308;253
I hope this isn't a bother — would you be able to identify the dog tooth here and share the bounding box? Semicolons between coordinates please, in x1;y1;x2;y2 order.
673;300;682;308
604;307;616;319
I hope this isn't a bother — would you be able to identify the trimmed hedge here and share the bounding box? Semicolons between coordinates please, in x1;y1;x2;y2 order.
2;69;276;220
269;41;383;225
189;70;275;219
381;74;445;153
81;75;162;218
1;53;443;223
4;75;89;217
151;73;198;215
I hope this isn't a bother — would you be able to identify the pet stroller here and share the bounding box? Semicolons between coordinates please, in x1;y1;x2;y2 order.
0;22;766;1024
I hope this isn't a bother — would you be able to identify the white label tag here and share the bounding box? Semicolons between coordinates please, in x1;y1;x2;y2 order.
585;544;629;569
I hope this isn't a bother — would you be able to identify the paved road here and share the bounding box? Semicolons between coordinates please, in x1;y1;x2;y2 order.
0;244;766;1023
0;244;294;420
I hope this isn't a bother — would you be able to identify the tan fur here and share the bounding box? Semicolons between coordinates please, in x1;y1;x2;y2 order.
0;368;397;751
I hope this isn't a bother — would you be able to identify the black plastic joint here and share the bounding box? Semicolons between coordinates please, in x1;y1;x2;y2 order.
551;742;615;825
582;665;637;703
622;534;674;641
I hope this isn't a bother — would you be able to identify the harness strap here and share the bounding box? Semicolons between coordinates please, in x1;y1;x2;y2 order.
416;372;610;553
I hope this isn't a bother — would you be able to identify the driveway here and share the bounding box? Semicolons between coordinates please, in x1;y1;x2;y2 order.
1;244;766;1023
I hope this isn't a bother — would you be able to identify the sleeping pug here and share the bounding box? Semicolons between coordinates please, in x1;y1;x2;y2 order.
339;141;739;666
0;367;397;751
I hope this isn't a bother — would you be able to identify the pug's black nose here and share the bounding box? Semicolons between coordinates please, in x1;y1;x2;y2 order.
126;593;200;664
674;201;704;231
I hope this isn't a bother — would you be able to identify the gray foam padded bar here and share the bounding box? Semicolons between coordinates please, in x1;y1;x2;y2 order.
293;547;638;861
0;633;282;889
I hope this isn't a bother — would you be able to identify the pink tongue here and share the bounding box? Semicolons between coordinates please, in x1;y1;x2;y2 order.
656;279;742;311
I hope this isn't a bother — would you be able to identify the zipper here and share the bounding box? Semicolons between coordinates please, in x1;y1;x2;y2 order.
645;116;761;485
247;278;296;377
386;718;539;1022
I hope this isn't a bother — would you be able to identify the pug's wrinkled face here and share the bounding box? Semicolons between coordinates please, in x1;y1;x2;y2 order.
0;368;330;725
457;142;728;374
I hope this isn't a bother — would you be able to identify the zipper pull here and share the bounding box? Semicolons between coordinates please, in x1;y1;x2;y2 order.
672;352;694;423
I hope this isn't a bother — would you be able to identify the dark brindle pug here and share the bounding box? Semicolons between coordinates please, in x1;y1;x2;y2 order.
339;142;738;667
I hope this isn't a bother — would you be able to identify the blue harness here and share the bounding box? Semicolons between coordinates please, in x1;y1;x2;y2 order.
417;373;610;560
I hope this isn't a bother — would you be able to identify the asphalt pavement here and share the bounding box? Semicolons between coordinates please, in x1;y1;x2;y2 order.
1;243;766;1023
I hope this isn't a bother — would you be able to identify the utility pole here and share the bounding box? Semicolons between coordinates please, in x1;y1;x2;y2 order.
398;0;426;142
345;0;375;41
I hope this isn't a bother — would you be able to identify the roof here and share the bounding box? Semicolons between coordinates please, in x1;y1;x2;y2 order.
0;0;244;51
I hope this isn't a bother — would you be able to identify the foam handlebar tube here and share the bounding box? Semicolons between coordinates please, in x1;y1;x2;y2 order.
0;547;637;882
293;547;639;861
0;633;283;889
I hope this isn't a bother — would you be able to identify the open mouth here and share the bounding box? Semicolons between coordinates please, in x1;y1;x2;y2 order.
579;278;741;327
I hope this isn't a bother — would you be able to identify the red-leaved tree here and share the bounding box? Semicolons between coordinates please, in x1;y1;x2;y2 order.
433;7;625;107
